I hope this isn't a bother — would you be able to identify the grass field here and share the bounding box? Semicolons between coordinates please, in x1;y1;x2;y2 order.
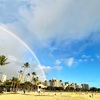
0;92;100;100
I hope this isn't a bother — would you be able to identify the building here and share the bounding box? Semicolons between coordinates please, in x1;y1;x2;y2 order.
63;82;82;90
55;80;62;87
43;80;48;86
48;78;62;87
81;84;90;91
18;74;24;83
1;75;7;82
69;83;76;89
25;77;30;82
65;82;69;85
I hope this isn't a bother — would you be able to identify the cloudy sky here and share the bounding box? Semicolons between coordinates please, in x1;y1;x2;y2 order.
0;0;100;87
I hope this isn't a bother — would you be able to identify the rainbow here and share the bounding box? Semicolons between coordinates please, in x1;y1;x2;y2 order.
0;25;46;80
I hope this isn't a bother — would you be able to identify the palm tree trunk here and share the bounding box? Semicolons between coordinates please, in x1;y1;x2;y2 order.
15;83;19;93
13;83;16;92
22;68;26;82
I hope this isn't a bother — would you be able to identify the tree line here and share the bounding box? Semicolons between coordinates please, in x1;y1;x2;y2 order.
0;55;100;93
0;55;41;93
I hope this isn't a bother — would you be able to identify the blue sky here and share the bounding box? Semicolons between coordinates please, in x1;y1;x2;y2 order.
0;0;100;87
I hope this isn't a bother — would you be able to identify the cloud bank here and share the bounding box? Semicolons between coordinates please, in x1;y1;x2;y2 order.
0;0;100;80
0;0;99;49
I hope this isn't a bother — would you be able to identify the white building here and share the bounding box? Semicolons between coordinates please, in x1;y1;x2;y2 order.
25;77;30;82
1;75;7;82
18;74;24;83
49;78;62;87
54;80;62;87
44;80;48;86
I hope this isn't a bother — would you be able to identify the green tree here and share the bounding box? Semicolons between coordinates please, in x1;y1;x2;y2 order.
22;62;30;74
0;55;9;93
32;72;36;81
44;80;48;86
3;79;12;92
0;55;9;66
26;73;30;76
11;77;20;93
21;62;30;82
18;70;23;83
19;70;23;75
24;81;33;91
25;73;30;82
32;77;41;90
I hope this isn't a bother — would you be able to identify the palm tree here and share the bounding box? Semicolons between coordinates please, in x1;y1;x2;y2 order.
25;73;30;82
0;55;9;92
22;62;30;73
49;80;52;86
27;73;30;76
0;55;9;66
44;80;48;86
32;72;36;76
11;77;16;92
21;62;30;82
11;77;20;92
3;79;12;92
24;81;33;91
32;77;41;90
19;70;23;75
18;70;23;83
49;80;52;91
32;72;36;81
33;77;38;85
59;79;62;86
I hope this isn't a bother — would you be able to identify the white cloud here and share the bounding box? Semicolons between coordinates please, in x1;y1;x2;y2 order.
0;28;26;78
55;60;61;65
2;0;100;49
0;0;100;79
82;55;90;58
29;62;62;80
66;57;74;67
0;26;46;80
8;55;17;61
54;66;62;70
78;59;82;62
40;65;62;74
0;56;23;79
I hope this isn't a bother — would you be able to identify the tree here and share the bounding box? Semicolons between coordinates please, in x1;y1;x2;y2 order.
49;80;52;91
11;77;20;92
0;55;9;66
65;85;70;91
32;72;36;78
3;79;12;92
53;79;56;91
0;55;9;93
24;81;33;91
44;80;48;86
25;73;30;82
32;77;41;90
49;80;52;86
21;62;30;82
90;87;98;92
26;73;30;77
19;70;23;75
22;62;30;73
18;70;23;83
33;77;38;85
59;80;62;86
11;77;16;92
